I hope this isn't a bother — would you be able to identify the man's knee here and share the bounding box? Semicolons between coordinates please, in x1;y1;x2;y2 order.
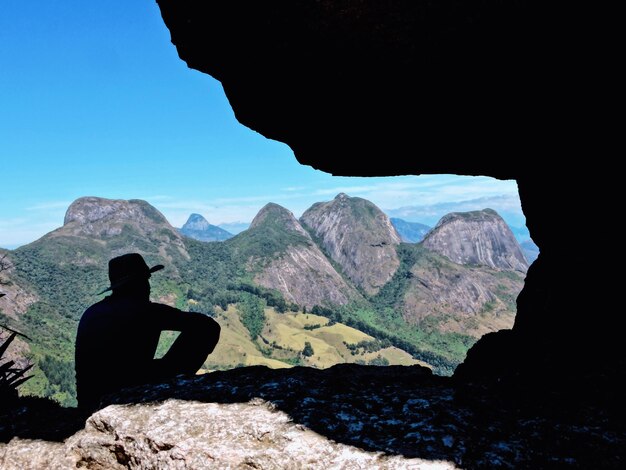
203;317;220;353
187;314;220;353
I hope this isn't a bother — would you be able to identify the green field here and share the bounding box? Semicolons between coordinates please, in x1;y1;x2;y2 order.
203;306;424;371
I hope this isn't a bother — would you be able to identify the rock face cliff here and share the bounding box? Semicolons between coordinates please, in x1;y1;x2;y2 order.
399;247;524;337
179;213;233;242
64;197;174;238
301;193;401;295
233;203;360;308
422;209;528;273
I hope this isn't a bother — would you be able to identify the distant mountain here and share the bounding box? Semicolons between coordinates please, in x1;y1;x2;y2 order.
385;195;527;229
218;222;250;235
422;209;529;273
301;193;401;295
229;203;361;308
508;225;531;243
521;239;539;263
59;196;189;267
179;214;233;242
390;218;431;243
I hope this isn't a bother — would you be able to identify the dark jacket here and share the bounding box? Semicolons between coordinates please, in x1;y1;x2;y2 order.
75;294;219;410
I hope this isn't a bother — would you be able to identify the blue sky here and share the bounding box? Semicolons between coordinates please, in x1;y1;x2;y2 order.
0;1;524;249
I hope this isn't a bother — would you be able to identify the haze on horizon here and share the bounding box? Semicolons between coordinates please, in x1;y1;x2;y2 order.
0;1;526;250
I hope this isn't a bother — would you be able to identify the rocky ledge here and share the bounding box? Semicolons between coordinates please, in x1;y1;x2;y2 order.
1;364;624;469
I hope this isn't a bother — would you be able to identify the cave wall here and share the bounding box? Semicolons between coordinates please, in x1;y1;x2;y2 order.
155;1;613;384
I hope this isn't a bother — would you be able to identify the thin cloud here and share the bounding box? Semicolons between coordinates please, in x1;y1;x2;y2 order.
307;176;518;211
0;220;62;248
134;195;173;202
386;194;525;227
2;175;524;247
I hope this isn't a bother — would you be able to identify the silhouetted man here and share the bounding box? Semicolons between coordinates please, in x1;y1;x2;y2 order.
75;253;220;410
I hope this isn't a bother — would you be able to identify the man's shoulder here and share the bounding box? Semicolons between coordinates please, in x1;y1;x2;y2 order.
81;296;142;319
82;297;111;315
78;297;118;329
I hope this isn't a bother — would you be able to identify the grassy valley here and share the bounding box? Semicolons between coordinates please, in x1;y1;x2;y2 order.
203;306;424;371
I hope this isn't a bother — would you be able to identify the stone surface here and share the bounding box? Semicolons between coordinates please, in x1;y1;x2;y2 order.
254;243;359;308
155;0;555;175
0;400;454;469
2;364;624;469
0;438;70;470
65;197;171;236
401;251;523;336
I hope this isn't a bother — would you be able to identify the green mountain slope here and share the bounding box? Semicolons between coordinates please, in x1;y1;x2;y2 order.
301;193;402;295
229;203;362;308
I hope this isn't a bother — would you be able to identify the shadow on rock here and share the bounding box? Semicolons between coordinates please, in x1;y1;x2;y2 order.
2;364;625;469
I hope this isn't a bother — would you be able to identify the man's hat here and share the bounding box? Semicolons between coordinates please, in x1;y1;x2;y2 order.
97;253;163;295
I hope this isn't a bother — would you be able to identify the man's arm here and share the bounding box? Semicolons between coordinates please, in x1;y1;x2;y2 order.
150;303;221;377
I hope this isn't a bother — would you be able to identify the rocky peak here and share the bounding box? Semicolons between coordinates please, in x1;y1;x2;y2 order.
300;194;401;295
64;197;168;227
236;203;359;307
250;203;308;236
179;214;233;242
57;197;188;260
62;197;177;241
422;209;528;273
181;213;210;231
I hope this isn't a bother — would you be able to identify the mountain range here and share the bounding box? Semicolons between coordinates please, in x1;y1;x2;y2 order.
390;218;431;243
216;222;250;235
0;194;528;406
181;209;537;264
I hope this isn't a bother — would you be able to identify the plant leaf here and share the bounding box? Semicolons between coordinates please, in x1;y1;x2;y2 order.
0;332;17;358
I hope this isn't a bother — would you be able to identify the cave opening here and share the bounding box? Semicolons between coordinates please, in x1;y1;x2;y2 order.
2;1;623;467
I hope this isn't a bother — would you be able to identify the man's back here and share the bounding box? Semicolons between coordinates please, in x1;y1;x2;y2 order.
76;296;158;405
75;294;220;410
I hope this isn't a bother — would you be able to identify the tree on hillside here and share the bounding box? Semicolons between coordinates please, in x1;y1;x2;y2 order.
239;293;266;340
0;253;12;297
302;341;314;357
